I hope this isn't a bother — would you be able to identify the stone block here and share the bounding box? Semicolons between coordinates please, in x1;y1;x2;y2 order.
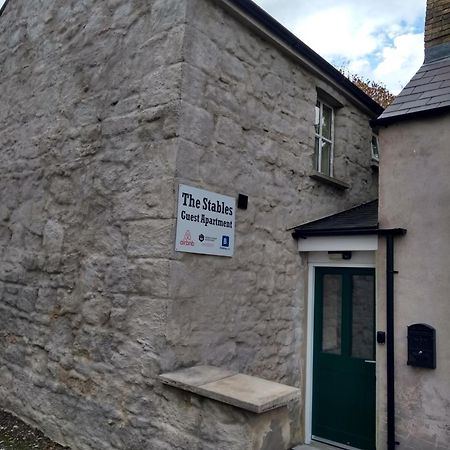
126;219;173;258
150;0;187;33
127;296;167;342
185;28;220;73
220;52;248;82
81;295;111;326
215;116;243;148
160;366;298;450
128;259;170;297
160;365;300;413
179;102;215;147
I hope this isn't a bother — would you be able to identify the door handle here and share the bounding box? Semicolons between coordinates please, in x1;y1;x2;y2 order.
364;360;376;364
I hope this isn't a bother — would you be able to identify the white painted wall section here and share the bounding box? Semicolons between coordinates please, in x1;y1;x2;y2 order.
297;235;378;252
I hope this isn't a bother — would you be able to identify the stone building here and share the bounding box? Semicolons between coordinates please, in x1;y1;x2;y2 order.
0;0;381;449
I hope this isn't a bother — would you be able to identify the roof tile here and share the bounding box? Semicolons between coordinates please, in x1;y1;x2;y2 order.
431;71;450;82
392;93;423;104
411;81;443;93
420;86;450;98
378;56;450;122
429;92;450;103
406;76;435;88
439;79;450;88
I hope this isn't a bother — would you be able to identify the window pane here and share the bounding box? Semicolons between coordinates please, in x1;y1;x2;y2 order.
351;275;375;360
322;274;342;354
315;137;320;170
321;141;331;176
315;103;320;134
371;135;379;160
322;104;332;140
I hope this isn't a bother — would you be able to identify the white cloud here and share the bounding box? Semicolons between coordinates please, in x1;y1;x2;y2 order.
253;0;427;94
292;6;380;61
374;33;424;94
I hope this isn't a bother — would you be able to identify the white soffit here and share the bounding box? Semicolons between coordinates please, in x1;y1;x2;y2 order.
298;235;378;252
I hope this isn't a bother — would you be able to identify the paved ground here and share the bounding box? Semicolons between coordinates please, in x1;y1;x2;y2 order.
0;410;69;450
293;442;338;450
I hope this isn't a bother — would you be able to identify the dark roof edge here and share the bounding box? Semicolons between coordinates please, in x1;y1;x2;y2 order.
0;0;11;16
220;0;384;117
372;104;450;127
288;199;378;231
292;227;407;240
377;228;407;236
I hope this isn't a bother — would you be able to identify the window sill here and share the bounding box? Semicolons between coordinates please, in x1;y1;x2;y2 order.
310;171;350;190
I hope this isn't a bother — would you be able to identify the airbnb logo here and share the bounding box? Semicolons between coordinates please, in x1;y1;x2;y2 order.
180;230;195;246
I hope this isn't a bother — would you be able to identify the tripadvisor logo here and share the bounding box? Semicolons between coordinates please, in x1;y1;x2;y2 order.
180;230;194;246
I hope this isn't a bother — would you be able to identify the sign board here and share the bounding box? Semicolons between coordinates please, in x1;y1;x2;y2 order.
175;184;235;257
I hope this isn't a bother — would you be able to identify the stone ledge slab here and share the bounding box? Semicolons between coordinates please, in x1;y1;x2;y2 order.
159;365;300;413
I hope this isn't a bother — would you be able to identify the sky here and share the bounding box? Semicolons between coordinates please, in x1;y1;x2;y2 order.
0;0;426;94
253;0;427;94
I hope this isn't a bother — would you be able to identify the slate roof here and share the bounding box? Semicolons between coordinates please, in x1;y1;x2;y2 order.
291;200;379;239
376;56;450;125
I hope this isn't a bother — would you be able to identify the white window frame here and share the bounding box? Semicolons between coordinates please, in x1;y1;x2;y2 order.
315;100;335;177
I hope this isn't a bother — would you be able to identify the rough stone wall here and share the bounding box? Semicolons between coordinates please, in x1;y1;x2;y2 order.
0;0;378;449
168;0;378;443
171;0;378;374
377;115;450;449
0;0;189;449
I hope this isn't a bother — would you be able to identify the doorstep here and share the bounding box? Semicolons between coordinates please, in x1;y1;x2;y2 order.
292;441;343;450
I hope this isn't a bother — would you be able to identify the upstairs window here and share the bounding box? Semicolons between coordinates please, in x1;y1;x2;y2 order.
371;134;379;162
315;100;334;177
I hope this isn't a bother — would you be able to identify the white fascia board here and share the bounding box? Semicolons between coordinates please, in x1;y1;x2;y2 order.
298;235;378;252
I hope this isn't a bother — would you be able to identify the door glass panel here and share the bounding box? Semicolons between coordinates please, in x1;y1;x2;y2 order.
352;275;375;359
322;274;342;354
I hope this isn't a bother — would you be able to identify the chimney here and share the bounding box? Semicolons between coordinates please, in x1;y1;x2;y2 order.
424;0;450;62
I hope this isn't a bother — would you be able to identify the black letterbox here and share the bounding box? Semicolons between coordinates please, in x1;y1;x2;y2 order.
407;324;436;369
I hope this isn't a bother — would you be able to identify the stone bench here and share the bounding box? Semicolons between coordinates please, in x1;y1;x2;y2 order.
159;365;300;450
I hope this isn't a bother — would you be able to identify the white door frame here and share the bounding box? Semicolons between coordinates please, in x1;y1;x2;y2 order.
304;256;376;444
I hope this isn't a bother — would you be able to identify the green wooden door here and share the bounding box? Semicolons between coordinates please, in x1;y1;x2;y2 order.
312;267;376;450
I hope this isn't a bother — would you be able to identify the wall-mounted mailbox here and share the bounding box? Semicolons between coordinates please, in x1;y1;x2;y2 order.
377;331;386;344
407;324;436;369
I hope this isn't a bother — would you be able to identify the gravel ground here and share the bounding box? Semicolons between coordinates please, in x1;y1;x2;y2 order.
0;410;69;450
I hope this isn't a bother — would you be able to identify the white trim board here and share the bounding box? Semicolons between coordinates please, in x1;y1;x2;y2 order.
308;251;375;265
298;235;378;252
